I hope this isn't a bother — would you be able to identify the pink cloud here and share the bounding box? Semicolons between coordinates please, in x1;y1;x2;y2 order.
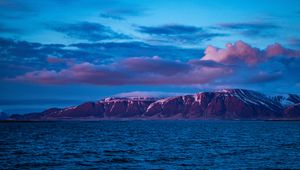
47;56;75;65
114;91;189;98
12;41;299;87
11;57;231;86
265;43;300;57
201;41;300;65
120;56;191;75
47;57;65;64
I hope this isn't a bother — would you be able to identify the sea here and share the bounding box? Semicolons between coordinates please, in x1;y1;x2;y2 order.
0;120;300;169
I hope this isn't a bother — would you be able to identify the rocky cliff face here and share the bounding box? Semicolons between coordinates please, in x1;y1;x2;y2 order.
284;103;300;118
10;98;156;120
9;89;300;120
144;89;284;119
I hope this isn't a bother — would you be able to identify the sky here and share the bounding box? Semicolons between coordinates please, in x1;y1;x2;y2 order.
0;0;300;113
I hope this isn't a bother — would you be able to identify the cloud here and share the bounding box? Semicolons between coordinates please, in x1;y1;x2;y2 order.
46;56;75;65
246;71;282;84
50;21;131;41
120;56;191;76
69;41;202;61
218;22;279;37
100;8;145;20
194;41;300;89
0;0;35;20
4;37;300;91
0;0;32;12
0;37;84;78
136;24;226;45
288;38;300;47
201;40;300;65
265;43;300;57
0;37;203;79
11;57;231;86
0;24;22;34
138;25;203;35
47;56;65;64
114;91;190;98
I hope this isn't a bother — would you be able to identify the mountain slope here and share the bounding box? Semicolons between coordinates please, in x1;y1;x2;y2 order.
9;89;300;120
271;94;300;107
145;89;284;119
10;98;156;120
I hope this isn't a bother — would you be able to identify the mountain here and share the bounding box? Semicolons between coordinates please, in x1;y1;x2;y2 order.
284;103;300;118
271;94;300;107
10;97;156;120
144;89;283;119
9;89;300;120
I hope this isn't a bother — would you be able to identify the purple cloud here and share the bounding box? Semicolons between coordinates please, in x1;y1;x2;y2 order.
8;41;300;89
201;41;300;65
120;56;191;76
0;37;203;80
246;71;282;84
47;56;65;64
114;91;189;98
11;57;231;86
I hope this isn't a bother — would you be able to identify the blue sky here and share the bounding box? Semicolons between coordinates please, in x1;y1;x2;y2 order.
0;0;300;113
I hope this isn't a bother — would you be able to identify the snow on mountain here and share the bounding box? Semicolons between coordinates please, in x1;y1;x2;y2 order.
8;89;300;120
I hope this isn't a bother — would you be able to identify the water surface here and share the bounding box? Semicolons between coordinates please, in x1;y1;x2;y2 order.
1;121;300;169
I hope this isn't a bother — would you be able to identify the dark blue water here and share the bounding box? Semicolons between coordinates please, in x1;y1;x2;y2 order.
0;121;300;169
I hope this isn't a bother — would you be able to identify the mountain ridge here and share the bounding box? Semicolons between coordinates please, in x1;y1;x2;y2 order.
9;89;300;120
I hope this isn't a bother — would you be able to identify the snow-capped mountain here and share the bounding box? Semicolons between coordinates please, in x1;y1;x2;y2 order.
9;89;300;120
271;94;300;107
